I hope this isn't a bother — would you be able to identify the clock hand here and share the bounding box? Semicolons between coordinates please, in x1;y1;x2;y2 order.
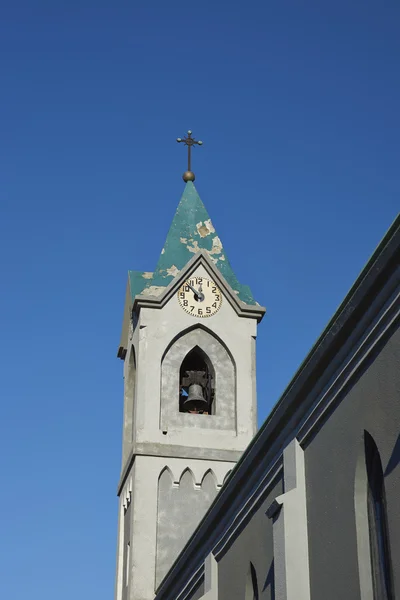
186;280;198;295
185;280;204;302
197;282;205;302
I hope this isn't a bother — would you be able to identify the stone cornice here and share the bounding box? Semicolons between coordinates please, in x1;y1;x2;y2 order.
117;442;241;496
118;251;265;360
133;251;266;321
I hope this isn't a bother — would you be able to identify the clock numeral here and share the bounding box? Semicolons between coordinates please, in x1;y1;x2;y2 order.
190;279;195;287
212;286;217;293
183;300;188;306
196;277;202;284
212;302;217;308
206;307;211;314
179;292;185;299
198;308;203;316
206;280;210;287
190;306;195;312
215;294;220;301
184;285;190;292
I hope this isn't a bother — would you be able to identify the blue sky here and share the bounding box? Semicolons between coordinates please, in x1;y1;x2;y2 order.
0;2;399;599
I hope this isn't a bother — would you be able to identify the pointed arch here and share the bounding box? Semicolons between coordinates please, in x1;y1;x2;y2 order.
178;468;196;494
181;345;215;376
355;431;393;600
201;468;217;486
160;325;236;432
156;465;175;588
245;562;259;600
161;323;236;368
179;467;195;486
157;467;174;509
122;345;136;464
201;469;218;487
179;345;215;414
223;470;232;485
158;466;174;485
201;470;218;501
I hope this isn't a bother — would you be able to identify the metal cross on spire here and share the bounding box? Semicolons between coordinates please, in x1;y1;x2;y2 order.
176;130;203;182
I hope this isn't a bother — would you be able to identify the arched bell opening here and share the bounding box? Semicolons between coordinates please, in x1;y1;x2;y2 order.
179;346;215;415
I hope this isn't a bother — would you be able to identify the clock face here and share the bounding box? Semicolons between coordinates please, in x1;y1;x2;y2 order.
178;276;222;318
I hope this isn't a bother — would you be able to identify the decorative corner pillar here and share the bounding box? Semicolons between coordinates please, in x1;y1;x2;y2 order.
200;553;218;600
266;438;311;600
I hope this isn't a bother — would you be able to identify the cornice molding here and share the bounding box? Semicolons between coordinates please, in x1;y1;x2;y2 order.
118;251;265;359
133;251;266;322
117;442;241;496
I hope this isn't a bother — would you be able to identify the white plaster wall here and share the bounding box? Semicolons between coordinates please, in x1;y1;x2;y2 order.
114;496;125;600
134;264;258;452
115;468;135;600
128;455;235;600
121;347;136;466
121;321;141;471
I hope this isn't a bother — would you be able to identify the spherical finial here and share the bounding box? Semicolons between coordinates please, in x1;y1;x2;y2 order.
187;130;192;135
182;170;195;182
176;137;182;142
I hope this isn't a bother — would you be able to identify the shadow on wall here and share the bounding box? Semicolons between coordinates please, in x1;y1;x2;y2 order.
355;431;394;600
262;559;275;600
245;562;259;600
384;433;400;476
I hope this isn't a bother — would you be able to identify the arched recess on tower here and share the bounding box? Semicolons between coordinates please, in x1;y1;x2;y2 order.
155;463;219;590
122;345;136;463
161;323;236;366
160;325;236;432
201;469;219;498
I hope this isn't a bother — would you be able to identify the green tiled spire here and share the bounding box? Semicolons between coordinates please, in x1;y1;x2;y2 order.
129;181;256;305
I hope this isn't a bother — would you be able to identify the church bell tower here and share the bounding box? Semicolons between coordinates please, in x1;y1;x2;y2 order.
114;133;265;600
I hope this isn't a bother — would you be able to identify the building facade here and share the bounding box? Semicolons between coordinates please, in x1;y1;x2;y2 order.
114;175;400;600
153;214;400;600
115;180;265;600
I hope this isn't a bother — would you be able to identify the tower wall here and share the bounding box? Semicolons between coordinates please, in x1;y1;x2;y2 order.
129;263;258;455
116;456;234;600
115;252;262;600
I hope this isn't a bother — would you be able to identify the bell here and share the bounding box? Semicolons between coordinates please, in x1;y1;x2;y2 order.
182;383;209;413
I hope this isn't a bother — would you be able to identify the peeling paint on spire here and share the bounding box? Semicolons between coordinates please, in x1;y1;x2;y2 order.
127;182;257;304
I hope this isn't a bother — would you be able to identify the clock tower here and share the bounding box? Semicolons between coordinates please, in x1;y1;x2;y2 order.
114;151;265;600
